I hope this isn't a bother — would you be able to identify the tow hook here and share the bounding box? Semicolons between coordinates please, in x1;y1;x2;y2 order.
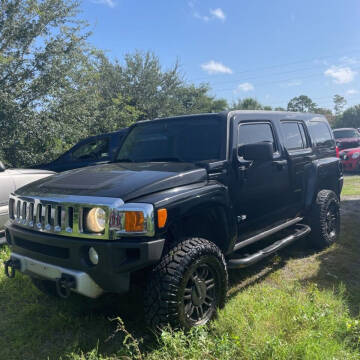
4;258;21;278
55;274;76;298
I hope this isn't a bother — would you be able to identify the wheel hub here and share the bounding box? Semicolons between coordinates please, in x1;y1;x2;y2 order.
183;263;217;323
191;279;207;306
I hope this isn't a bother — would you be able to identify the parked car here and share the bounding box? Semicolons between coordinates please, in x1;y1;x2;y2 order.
4;111;342;330
0;161;54;243
35;129;128;172
339;147;360;172
333;128;360;150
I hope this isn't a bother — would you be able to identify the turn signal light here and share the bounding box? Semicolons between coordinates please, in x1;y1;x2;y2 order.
124;211;145;232
157;208;167;228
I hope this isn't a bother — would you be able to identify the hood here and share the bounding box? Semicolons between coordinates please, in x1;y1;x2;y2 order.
15;162;208;202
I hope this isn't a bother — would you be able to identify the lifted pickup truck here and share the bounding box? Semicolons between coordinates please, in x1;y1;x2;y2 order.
4;111;343;329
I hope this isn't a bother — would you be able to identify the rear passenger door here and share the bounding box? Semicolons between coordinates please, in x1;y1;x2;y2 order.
280;121;314;212
235;121;292;235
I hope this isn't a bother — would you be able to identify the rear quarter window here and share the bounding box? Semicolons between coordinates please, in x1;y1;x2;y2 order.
307;121;334;148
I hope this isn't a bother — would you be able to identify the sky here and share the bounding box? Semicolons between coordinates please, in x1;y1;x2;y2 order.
80;0;360;110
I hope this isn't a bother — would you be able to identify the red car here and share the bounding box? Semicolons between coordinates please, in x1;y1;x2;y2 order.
340;147;360;172
333;128;360;150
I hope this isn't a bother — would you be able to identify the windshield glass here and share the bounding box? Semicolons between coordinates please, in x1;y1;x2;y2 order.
117;116;226;163
333;129;359;139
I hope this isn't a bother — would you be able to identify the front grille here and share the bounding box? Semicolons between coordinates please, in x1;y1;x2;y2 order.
14;236;69;259
8;194;122;240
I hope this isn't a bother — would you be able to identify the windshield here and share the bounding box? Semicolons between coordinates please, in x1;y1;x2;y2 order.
333;129;359;139
116;116;226;163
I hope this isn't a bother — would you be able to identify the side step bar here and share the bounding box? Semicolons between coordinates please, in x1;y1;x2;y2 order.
227;224;311;269
233;217;303;252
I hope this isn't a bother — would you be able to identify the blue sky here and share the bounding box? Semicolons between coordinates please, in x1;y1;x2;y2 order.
80;0;360;110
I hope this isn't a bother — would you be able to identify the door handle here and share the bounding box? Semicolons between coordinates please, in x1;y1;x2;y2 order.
272;160;287;170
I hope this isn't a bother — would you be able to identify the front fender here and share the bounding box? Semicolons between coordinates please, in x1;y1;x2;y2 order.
133;182;237;254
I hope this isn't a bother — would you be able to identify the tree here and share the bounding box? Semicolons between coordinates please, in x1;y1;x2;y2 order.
333;95;347;117
0;0;90;167
314;107;335;127
230;98;263;110
287;95;317;112
335;105;360;128
274;107;286;111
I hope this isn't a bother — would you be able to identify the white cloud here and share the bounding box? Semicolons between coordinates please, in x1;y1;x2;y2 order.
324;66;357;84
93;0;116;8
189;2;226;22
235;82;255;92
210;8;226;21
347;89;358;95
193;12;210;22
201;60;233;74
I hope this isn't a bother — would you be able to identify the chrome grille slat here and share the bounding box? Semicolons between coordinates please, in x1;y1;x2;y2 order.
7;194;123;240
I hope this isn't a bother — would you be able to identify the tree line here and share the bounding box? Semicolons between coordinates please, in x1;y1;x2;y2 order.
1;0;359;168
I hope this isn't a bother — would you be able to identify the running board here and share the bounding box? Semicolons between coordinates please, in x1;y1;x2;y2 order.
227;224;311;269
233;217;303;252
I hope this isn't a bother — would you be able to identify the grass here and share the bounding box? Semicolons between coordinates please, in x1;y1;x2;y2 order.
0;176;360;359
342;175;360;196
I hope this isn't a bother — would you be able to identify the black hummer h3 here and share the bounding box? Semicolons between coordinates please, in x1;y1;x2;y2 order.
4;111;343;329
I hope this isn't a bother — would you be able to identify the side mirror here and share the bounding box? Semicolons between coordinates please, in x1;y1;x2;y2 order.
238;142;274;162
0;161;6;172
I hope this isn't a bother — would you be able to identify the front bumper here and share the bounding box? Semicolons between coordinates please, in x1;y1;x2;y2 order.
5;223;165;297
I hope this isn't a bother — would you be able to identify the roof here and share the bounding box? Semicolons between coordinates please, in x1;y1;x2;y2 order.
137;110;327;125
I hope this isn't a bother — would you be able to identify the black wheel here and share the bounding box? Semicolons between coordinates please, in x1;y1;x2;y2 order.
307;190;340;248
144;238;228;330
31;277;58;297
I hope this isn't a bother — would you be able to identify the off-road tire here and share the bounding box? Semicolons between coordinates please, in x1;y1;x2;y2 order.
31;277;58;297
307;190;340;248
144;238;228;330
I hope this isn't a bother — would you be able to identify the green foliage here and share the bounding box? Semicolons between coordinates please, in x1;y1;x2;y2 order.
335;105;360;129
334;94;347;117
230;97;265;110
287;95;317;112
0;2;227;168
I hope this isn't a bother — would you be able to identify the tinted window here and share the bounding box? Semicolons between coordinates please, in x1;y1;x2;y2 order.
333;129;359;139
72;138;110;161
238;123;276;151
281;122;304;150
117;117;225;162
307;122;334;148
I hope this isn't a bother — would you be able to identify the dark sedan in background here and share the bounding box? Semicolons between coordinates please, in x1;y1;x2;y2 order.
36;128;128;172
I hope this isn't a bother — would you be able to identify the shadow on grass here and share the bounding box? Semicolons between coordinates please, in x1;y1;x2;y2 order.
298;197;360;316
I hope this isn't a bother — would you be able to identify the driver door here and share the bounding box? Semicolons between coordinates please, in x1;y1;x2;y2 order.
234;121;292;237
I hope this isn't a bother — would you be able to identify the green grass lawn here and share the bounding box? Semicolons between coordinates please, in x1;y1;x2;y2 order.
1;182;360;359
342;175;360;196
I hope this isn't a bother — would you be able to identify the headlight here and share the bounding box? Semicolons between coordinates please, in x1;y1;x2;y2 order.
109;203;155;237
352;152;360;159
86;207;106;233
